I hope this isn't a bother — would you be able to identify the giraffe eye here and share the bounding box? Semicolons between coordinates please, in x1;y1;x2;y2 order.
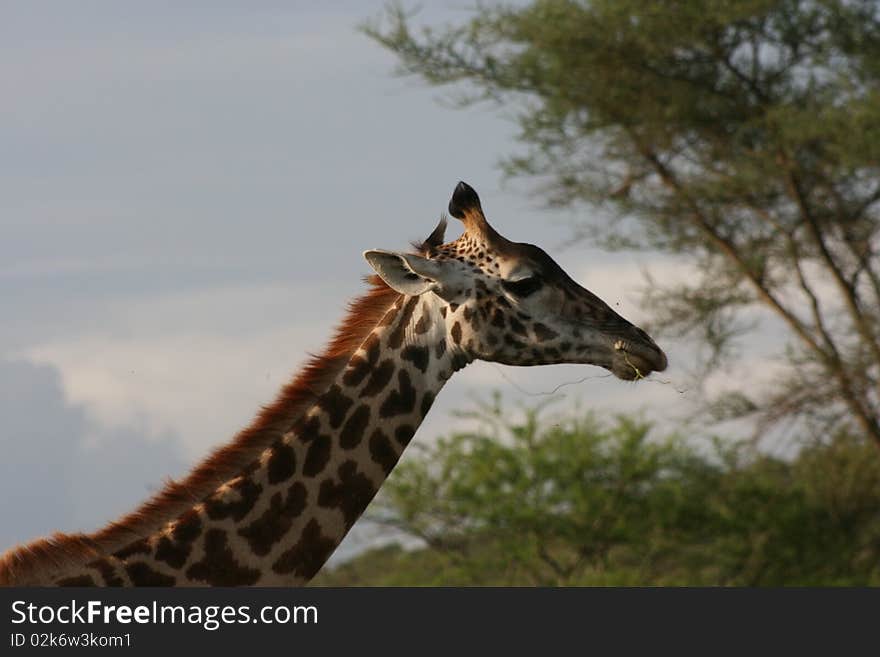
502;276;543;298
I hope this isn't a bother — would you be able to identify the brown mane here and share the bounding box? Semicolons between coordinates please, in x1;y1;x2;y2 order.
0;275;400;585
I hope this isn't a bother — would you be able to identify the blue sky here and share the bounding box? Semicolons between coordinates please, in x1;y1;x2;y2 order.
1;1;714;561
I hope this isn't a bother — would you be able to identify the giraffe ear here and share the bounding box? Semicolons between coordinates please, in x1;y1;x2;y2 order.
364;250;459;298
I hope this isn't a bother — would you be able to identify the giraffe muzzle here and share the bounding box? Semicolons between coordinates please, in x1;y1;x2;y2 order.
611;334;668;381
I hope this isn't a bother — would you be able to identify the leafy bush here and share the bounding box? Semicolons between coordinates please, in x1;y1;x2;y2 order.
314;403;880;586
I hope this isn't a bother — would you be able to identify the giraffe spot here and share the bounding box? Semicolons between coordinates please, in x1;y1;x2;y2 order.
302;434;332;477
379;299;401;327
379;370;416;418
508;316;528;337
272;517;336;580
342;334;381;387
88;558;126;587
340;404;371;449
504;334;526;350
491;310;506;329
343;356;370;388
421;391;435;417
318;385;354;429
363;333;381;362
435;339;447;359
204;477;263;522
451;353;469;372
317;461;377;527
449;303;459;313
186;529;260;586
174;509;203;542
125;562;176;587
114;537;151;560
155;509;203;569
415;306;431;334
394;424;415;446
451;322;462;345
238;483;308;557
534;323;559;341
388;297;419;349
155;537;189;570
267;440;297;484
496;296;511;309
361;359;395;397
463;306;473;321
440;306;448;318
369;428;398;475
401;345;430;373
57;575;97;587
292;413;321;439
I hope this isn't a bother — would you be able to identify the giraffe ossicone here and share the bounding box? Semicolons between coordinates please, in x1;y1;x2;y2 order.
0;182;666;586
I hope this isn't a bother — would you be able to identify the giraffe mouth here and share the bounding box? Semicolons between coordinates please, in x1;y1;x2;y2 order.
611;339;668;381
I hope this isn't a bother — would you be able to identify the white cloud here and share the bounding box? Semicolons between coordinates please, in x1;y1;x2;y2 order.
27;328;323;456
0;359;185;548
21;281;351;458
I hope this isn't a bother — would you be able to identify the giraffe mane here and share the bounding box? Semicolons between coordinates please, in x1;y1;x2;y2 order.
0;275;401;586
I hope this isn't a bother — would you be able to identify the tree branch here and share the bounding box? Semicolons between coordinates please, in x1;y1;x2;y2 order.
641;146;880;446
782;165;880;368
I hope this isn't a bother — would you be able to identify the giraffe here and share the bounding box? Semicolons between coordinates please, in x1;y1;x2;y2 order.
0;182;667;586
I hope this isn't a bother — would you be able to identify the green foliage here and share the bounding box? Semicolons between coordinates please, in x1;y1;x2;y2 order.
364;0;880;444
313;405;880;586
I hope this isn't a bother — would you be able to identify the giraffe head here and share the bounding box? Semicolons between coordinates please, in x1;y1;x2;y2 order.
365;182;667;381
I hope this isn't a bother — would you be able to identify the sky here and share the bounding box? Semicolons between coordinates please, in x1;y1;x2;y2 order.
0;1;756;562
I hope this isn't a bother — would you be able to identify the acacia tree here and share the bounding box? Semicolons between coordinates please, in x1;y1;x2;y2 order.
365;0;880;445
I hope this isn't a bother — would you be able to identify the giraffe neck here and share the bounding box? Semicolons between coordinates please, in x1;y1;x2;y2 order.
51;293;461;586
